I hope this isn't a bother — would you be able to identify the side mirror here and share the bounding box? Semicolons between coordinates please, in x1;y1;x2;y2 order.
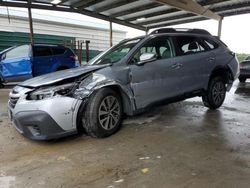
137;53;157;65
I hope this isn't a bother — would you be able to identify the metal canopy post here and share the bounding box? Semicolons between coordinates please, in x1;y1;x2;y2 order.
218;17;223;39
85;40;90;63
28;2;34;45
109;21;113;47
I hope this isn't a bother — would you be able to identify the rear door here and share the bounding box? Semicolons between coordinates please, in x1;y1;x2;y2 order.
172;35;215;93
0;45;32;82
32;46;54;76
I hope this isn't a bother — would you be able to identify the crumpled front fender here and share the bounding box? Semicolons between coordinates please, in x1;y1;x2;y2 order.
73;73;135;115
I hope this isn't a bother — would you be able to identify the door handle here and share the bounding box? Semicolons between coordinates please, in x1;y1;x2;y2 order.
171;63;183;69
207;57;215;62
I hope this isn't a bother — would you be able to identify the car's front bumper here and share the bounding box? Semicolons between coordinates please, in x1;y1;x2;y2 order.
10;110;77;140
8;92;82;140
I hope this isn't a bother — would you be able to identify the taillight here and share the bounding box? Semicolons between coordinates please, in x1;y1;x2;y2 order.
70;55;78;61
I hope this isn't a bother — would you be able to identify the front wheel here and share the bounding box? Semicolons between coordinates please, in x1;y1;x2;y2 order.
202;77;226;110
81;88;123;138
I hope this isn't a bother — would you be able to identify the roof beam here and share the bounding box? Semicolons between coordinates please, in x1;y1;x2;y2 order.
125;0;228;22
145;2;250;26
0;1;146;31
139;13;195;26
148;17;208;29
57;0;70;5
73;0;104;9
154;0;221;21
95;0;138;13
110;2;161;18
212;2;250;12
221;9;250;17
126;8;179;22
139;1;250;26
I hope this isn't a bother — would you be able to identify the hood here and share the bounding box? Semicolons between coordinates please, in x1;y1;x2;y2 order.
19;64;108;88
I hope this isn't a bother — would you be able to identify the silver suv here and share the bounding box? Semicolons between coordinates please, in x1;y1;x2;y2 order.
8;28;239;140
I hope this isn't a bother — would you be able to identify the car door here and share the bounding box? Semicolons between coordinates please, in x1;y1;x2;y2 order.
173;36;215;93
129;36;183;109
0;45;32;82
32;45;55;76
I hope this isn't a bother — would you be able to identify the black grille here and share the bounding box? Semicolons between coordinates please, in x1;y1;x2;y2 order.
9;97;19;109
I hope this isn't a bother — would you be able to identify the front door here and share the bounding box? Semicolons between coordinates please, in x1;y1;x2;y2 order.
129;36;182;109
0;45;32;82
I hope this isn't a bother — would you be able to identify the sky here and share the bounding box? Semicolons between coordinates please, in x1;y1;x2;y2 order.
1;7;250;54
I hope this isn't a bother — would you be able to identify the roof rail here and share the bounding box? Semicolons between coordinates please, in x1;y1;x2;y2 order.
150;28;211;35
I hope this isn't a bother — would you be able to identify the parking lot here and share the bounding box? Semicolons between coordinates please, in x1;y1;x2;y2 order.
0;81;250;188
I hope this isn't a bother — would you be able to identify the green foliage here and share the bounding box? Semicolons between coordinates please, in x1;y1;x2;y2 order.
237;53;250;63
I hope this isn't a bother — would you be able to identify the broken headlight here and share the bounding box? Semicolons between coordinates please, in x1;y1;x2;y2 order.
28;83;76;100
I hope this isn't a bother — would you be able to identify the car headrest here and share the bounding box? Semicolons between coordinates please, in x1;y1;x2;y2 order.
162;49;171;59
188;42;198;50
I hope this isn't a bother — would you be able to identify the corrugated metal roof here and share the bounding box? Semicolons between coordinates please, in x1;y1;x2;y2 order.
1;0;250;31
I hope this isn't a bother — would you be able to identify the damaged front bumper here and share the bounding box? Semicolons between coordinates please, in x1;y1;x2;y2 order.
8;91;82;140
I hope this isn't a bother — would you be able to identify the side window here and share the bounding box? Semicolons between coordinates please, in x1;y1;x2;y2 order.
5;45;30;59
176;36;208;56
202;38;219;50
33;46;52;57
133;36;174;63
52;47;66;55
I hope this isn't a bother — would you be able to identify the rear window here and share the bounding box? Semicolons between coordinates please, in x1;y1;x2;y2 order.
33;46;52;57
51;47;66;55
202;38;219;50
175;36;209;56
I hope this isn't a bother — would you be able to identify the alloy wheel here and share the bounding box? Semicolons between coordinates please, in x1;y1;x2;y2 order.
98;96;121;130
212;81;225;106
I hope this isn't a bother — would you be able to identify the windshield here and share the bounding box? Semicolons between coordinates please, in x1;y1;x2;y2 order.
245;56;250;61
89;38;142;65
0;46;15;55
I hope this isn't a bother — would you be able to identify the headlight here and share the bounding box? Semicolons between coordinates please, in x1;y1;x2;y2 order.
28;83;75;100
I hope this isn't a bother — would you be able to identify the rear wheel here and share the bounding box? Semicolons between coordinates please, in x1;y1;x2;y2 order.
239;77;246;83
202;77;226;109
81;88;123;138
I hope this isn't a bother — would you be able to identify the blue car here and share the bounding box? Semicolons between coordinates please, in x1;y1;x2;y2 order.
0;44;79;87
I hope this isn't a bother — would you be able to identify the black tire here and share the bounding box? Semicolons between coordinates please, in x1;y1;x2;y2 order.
239;77;246;83
202;77;226;110
81;88;123;138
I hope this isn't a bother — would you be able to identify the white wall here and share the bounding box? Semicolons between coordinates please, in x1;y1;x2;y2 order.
0;16;126;51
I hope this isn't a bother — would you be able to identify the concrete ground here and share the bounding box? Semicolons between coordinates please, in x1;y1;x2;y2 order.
0;81;250;188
